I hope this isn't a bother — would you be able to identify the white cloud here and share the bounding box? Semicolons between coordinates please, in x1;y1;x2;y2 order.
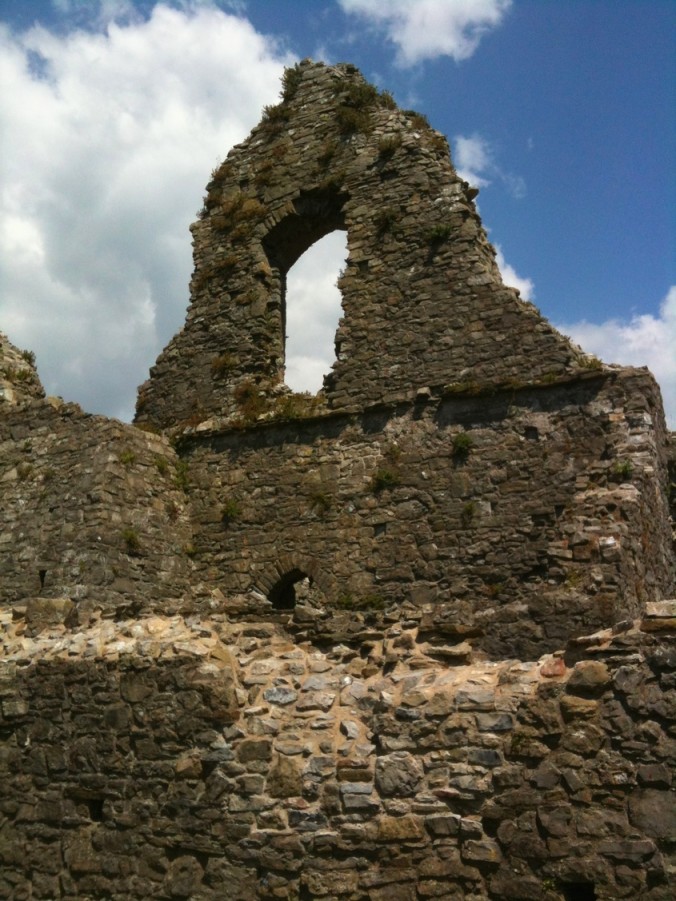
558;287;676;429
338;0;512;66
454;132;525;198
285;231;348;394
0;4;292;420
494;245;534;301
454;133;492;188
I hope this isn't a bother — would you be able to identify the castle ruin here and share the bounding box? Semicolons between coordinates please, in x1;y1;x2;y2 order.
1;61;674;900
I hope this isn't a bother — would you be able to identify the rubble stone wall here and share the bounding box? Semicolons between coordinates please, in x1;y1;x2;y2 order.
1;603;674;900
0;396;194;613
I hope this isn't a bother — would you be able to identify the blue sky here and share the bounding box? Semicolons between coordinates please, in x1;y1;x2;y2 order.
1;0;674;424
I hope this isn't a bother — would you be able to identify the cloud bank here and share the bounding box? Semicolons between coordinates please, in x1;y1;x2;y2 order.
0;3;290;420
338;0;512;65
559;287;676;429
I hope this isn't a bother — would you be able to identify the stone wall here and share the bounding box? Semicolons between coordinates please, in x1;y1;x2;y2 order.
1;602;673;900
181;367;673;660
1;386;194;614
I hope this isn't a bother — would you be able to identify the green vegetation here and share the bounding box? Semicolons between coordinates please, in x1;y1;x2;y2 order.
2;365;37;385
427;223;453;243
317;140;338;166
122;527;141;555
580;355;603;371
378;134;401;159
335;593;386;612
174;460;190;491
611;459;633;482
309;490;332;513
271;392;323;421
119;450;136;467
374;207;400;235
281;63;303;101
461;501;477;527
378;90;396;110
443;380;483;396
17;462;33;481
260;102;290;136
404;110;431;130
371;467;401;493
221;499;241;524
154;455;169;475
233;379;267;421
451;432;474;463
335;81;380;136
211;352;238;377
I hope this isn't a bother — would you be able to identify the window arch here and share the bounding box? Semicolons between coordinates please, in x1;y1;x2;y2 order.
262;186;349;394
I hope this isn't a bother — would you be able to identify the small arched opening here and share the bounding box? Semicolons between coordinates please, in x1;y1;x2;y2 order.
268;568;310;610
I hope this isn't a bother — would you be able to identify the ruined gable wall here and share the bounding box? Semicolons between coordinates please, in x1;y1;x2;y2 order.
135;61;584;432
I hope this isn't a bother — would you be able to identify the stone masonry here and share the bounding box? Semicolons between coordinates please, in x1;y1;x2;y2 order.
1;61;675;898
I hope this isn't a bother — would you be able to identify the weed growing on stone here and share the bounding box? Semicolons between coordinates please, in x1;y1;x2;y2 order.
374;207;400;235
378;134;401;159
154;456;169;476
404;110;431;130
611;459;633;482
211;353;238;377
260;102;290;136
271;393;322;421
119;450;136;467
443;380;483;396
122;527;141;555
427;223;452;243
461;501;477;527
234;380;267;421
451;432;473;463
428;132;449;155
336;105;372;136
17;462;33;481
174;460;190;491
309;490;332;513
281;63;304;102
335;593;385;611
371;467;401;493
580;355;603;371
317;140;338;166
2;365;36;385
378;90;396;110
221;499;241;524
